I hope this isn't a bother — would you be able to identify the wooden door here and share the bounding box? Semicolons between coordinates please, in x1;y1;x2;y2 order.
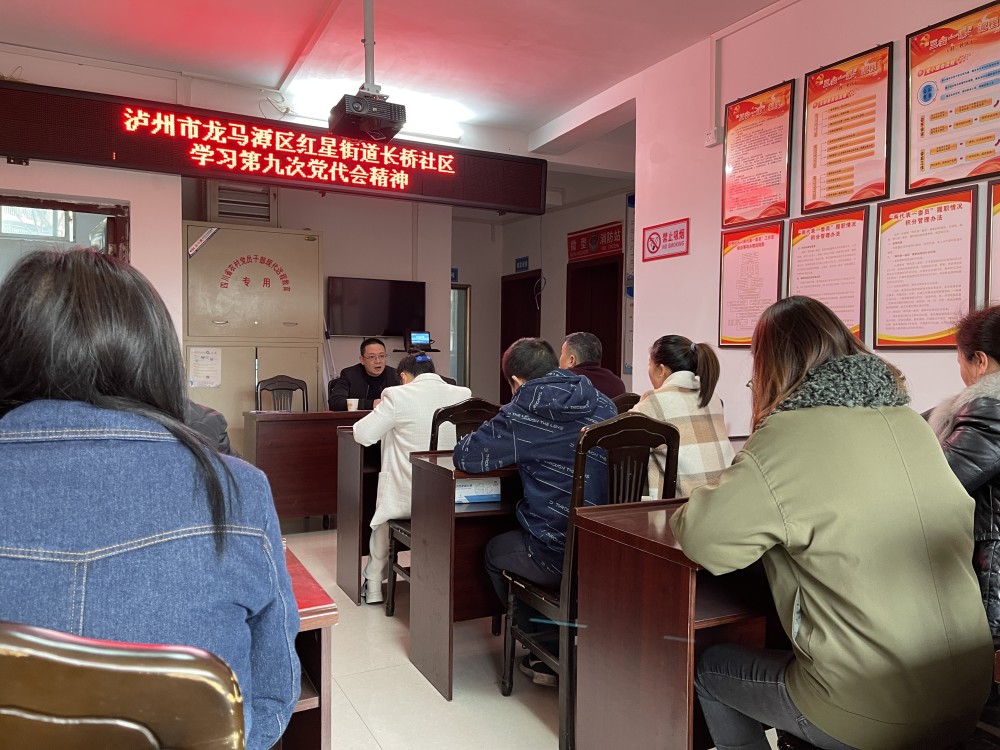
499;270;542;403
566;255;623;373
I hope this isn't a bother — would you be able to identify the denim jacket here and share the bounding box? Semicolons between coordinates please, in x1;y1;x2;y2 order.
0;400;301;750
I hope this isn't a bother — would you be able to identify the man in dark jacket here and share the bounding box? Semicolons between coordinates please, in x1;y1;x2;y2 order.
328;337;401;411
453;337;615;685
559;331;626;399
185;400;240;457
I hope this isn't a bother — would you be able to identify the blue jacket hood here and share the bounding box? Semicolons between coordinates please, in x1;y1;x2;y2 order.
511;369;605;423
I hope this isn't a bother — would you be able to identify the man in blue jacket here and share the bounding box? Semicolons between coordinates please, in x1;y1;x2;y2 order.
453;337;615;686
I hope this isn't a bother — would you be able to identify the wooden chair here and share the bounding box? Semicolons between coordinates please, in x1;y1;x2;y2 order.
0;620;244;749
611;391;640;413
385;397;501;618
255;375;308;412
499;411;680;750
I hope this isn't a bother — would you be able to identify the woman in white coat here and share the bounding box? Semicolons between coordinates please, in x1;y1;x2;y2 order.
352;353;471;603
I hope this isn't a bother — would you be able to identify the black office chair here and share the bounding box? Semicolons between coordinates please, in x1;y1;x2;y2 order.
385;397;501;618
255;375;308;412
611;391;640;413
0;620;244;749
499;412;680;750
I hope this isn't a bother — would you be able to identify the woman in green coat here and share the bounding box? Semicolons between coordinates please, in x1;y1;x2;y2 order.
671;296;992;750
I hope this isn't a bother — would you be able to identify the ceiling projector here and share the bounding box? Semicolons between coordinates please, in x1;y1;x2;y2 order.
329;94;406;142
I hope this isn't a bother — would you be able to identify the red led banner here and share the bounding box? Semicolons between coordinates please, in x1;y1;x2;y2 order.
0;81;547;214
122;105;455;191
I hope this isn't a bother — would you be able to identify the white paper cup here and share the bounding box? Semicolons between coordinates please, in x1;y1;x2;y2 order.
347;398;360;411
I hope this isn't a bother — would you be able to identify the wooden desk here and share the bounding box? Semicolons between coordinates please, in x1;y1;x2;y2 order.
408;453;521;700
243;410;366;520
335;426;380;605
280;549;338;750
574;502;769;750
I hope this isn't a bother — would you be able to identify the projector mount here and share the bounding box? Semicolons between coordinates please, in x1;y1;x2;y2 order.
328;0;407;141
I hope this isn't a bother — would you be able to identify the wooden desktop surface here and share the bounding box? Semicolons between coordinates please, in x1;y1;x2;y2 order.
408;452;520;700
280;549;337;750
574;502;769;750
244;410;366;520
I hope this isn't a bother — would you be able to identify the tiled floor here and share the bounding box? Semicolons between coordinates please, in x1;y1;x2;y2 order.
284;526;781;750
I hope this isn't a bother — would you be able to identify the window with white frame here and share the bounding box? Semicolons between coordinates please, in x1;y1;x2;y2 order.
0;205;72;240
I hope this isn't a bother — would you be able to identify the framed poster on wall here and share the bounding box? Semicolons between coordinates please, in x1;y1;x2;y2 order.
989;180;1000;303
788;208;869;339
874;187;976;348
719;222;783;347
907;2;1000;192
722;81;795;227
802;44;892;213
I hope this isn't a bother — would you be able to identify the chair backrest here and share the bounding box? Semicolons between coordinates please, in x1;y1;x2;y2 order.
256;375;308;412
429;397;501;449
561;412;681;603
611;392;640;414
0;621;244;750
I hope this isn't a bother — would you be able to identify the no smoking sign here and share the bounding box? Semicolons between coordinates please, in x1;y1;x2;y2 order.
642;218;690;262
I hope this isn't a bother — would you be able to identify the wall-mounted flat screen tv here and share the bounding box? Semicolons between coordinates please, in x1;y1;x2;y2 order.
326;276;426;337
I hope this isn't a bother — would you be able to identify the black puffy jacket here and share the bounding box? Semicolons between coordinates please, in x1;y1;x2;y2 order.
928;372;1000;542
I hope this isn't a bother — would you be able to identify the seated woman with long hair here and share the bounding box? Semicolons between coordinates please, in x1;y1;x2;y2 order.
0;249;300;750
631;335;734;497
928;304;1000;648
671;296;992;750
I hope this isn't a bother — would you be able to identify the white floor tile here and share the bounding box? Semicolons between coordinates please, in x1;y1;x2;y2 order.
286;528;779;749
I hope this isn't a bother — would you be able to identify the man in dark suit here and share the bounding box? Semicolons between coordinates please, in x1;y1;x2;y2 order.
328;337;401;411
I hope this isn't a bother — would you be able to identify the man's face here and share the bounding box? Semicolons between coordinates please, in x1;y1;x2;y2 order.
361;343;387;376
558;342;575;369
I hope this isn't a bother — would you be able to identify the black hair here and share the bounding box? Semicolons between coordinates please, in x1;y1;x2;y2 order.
649;335;721;408
397;353;436;377
563;331;602;365
502;337;558;383
360;337;386;355
0;248;234;553
956;306;1000;363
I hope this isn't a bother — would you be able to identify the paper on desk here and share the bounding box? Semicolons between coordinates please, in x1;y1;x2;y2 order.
455;477;502;503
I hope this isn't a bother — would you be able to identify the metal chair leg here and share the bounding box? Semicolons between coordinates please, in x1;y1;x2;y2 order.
491;614;501;636
385;534;397;617
500;588;515;696
559;620;576;750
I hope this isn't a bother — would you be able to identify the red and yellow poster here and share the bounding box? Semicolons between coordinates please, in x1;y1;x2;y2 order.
788;209;868;338
719;223;783;347
723;81;794;226
875;188;976;348
803;45;892;212
908;2;1000;190
990;180;1000;301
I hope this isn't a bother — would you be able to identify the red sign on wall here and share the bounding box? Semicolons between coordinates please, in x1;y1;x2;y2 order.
567;221;623;262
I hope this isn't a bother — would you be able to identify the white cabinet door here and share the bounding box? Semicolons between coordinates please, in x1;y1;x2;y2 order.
185;223;322;340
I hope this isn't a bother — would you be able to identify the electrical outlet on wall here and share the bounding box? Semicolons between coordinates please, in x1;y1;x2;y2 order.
704;127;720;148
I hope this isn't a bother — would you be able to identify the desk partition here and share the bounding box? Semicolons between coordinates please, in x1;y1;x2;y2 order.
280;549;338;750
335;427;380;605
574;501;771;750
408;452;521;700
244;410;366;520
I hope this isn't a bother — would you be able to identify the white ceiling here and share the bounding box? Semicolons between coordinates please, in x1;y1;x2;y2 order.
0;0;779;136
